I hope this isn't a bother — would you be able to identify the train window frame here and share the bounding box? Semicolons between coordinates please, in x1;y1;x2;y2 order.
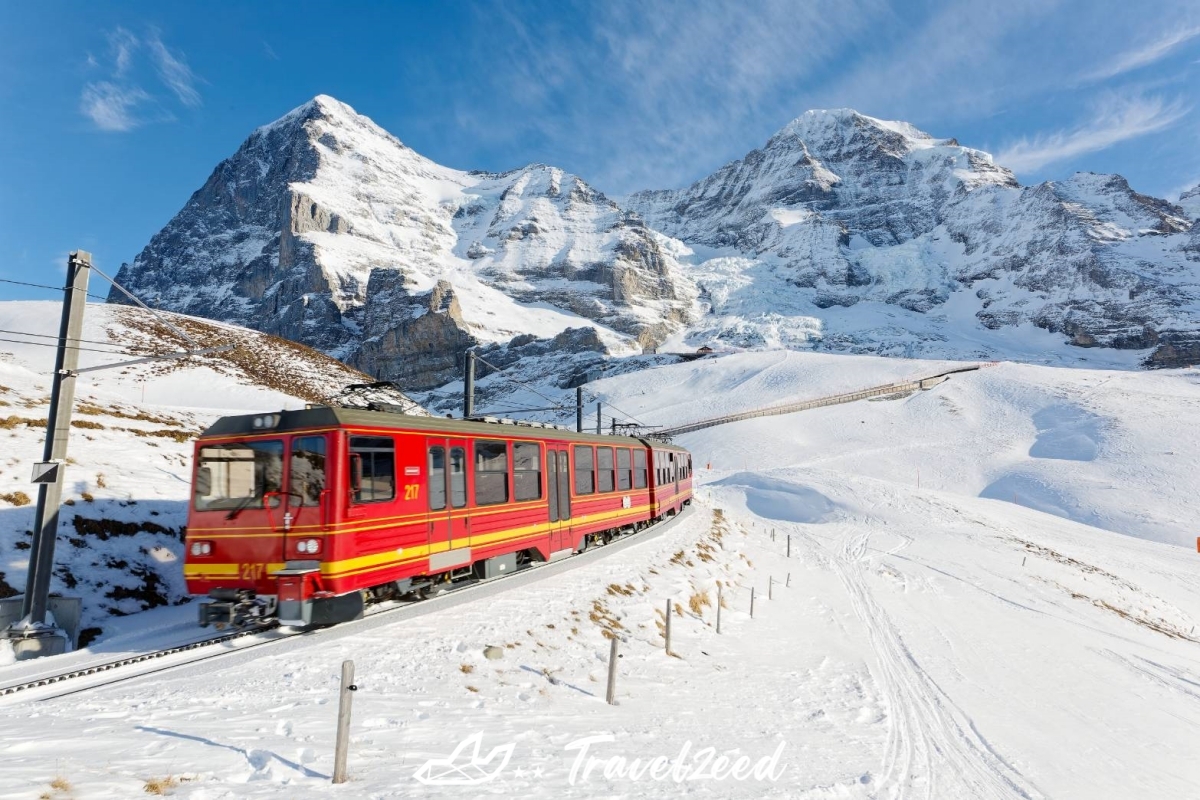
513;441;542;502
616;447;632;491
597;447;615;493
450;447;467;508
194;439;284;511
350;436;396;504
633;449;647;489
428;446;446;511
474;439;509;506
573;445;595;495
290;435;326;507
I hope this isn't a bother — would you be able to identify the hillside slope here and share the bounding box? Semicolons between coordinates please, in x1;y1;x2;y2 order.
0;301;378;640
1;348;1197;798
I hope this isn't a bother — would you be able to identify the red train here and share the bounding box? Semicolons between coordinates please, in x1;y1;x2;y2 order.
184;406;693;627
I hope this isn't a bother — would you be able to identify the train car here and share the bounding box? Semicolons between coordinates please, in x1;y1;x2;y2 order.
184;406;692;628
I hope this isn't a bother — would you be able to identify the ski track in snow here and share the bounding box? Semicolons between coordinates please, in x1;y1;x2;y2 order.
827;525;1038;800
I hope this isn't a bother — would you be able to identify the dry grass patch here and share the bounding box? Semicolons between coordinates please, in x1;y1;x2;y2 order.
688;590;711;616
460;663;474;674
1;491;30;507
143;775;179;795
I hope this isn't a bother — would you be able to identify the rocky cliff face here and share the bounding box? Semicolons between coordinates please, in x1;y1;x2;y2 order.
114;98;1200;382
630;110;1200;367
109;96;696;388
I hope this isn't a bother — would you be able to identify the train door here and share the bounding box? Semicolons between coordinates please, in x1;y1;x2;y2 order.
284;435;328;560
554;447;572;551
427;438;470;560
547;450;561;549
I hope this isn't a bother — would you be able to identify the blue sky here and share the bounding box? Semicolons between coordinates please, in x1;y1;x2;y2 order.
2;0;1198;300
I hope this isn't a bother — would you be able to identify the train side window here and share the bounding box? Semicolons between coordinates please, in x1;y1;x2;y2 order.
573;445;594;495
474;440;509;506
291;436;326;506
616;448;632;491
450;447;467;508
350;436;395;503
597;447;614;492
514;442;542;501
633;449;647;489
428;446;446;511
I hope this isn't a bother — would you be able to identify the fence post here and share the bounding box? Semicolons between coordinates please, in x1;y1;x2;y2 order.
716;586;722;634
332;660;356;784
787;534;791;558
750;587;756;619
606;637;619;705
786;572;791;588
769;576;773;601
664;599;672;655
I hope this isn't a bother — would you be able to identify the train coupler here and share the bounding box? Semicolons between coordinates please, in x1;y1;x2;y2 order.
199;589;276;629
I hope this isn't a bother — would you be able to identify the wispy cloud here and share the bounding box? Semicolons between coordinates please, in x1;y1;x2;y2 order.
996;94;1188;172
455;0;888;192
1083;25;1200;82
79;81;149;131
79;27;202;131
108;27;138;76
147;29;201;107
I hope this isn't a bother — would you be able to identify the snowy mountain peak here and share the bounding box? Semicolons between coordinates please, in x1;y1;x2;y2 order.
1180;182;1200;221
109;96;696;389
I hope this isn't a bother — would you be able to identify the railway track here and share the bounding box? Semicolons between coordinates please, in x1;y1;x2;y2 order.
0;506;695;704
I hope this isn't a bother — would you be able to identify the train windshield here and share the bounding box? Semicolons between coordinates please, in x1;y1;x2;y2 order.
194;440;284;510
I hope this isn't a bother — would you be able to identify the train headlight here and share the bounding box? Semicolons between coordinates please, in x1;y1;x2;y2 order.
297;538;321;555
190;541;213;556
251;414;281;430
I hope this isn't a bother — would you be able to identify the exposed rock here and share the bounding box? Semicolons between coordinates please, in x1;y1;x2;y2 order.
109;96;696;388
630;111;1199;367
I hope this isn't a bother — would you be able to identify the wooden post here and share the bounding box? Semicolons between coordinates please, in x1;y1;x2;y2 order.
769;576;773;601
771;528;775;541
750;587;756;619
787;534;791;558
786;572;791;588
664;599;672;655
605;637;619;705
716;586;722;634
332;660;356;784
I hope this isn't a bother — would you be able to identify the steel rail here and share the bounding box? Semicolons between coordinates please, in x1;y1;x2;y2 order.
0;506;695;703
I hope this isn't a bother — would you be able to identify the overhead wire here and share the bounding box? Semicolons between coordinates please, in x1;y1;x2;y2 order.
0;275;122;302
472;351;573;413
0;336;151;357
0;327;136;349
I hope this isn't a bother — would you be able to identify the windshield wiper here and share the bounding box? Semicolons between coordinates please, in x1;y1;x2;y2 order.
225;495;260;521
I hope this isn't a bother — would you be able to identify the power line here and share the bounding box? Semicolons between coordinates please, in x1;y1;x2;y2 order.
89;262;201;348
0;327;134;349
0;278;68;293
0;277;110;302
0;336;149;357
472;351;572;412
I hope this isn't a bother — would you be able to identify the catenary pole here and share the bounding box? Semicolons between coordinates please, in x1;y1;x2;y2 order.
21;252;91;625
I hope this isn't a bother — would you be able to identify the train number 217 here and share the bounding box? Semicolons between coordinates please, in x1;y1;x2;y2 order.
240;563;266;581
404;484;420;501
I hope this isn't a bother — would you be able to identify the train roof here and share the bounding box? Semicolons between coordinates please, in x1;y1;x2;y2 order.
198;406;690;451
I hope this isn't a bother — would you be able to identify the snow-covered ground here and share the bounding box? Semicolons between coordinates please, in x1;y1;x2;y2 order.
0;301;369;638
2;316;1199;798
